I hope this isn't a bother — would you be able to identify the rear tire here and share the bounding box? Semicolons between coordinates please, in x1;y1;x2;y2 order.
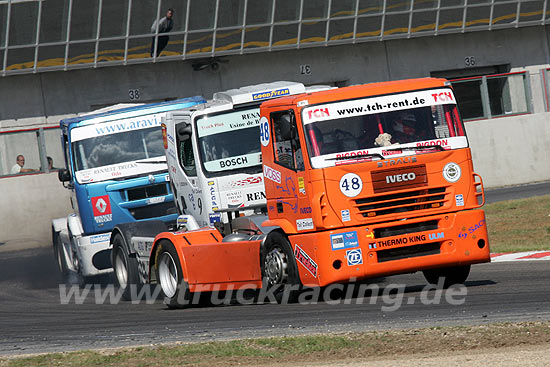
112;233;142;301
156;241;191;308
261;231;301;303
423;265;471;288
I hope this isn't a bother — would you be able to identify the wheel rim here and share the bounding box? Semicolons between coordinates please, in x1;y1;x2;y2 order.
115;250;128;288
158;252;178;298
264;247;288;286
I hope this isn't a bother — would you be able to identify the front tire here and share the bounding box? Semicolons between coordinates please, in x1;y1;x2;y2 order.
156;241;190;308
112;233;141;301
423;265;471;288
53;229;69;280
261;231;301;303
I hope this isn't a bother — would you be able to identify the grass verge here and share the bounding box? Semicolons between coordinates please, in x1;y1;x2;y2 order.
484;194;550;252
1;322;550;367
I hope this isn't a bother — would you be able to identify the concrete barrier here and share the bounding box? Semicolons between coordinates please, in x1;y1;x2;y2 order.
0;172;72;249
466;112;550;187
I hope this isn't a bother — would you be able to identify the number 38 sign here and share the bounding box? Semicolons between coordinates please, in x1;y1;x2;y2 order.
340;173;363;198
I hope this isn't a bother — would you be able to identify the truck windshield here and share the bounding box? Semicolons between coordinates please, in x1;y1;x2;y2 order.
196;107;262;175
302;88;468;168
72;126;165;183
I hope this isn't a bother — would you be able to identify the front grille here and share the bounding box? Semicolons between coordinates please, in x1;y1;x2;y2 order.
377;242;441;263
374;220;438;239
126;183;168;201
130;202;176;220
355;187;448;218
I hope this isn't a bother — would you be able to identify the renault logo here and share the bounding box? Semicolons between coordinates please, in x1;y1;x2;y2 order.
148;175;155;184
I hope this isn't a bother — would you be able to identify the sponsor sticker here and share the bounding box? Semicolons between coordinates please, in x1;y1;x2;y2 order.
428;232;445;240
230;176;263;187
331;231;359;250
299;207;312;214
90;233;110;244
341;209;351;222
209;213;222;225
368;243;377;249
246;191;267;203
146;196;165;205
294;244;318;277
298;177;306;195
458;219;486;239
346;249;363;266
263;165;282;184
302;88;455;124
226;190;244;207
443;162;461;183
91;195;113;224
455;194;464;206
71;113;163;142
252;88;290;101
296;218;314;231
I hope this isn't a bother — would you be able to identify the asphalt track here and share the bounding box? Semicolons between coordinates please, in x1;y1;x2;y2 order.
0;182;549;356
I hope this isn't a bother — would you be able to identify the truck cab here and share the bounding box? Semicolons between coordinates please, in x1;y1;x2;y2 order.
259;78;490;287
52;96;205;283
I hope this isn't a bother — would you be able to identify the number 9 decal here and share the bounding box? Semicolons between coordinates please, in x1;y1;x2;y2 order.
260;116;270;147
340;173;363;198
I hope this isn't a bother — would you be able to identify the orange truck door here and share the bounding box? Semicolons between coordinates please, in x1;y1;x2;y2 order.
265;110;312;232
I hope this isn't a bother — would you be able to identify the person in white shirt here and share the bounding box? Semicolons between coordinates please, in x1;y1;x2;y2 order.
10;155;36;174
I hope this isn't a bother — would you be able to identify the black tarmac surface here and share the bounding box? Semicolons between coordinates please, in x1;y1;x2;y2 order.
1;181;549;356
1;249;549;356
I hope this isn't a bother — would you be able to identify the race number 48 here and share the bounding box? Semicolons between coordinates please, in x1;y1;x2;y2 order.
260;116;270;146
340;173;363;198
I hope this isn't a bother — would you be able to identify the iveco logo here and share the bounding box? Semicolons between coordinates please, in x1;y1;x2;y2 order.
386;172;416;184
148;175;155;184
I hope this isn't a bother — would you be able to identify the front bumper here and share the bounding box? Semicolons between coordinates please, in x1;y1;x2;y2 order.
289;209;490;287
75;233;113;277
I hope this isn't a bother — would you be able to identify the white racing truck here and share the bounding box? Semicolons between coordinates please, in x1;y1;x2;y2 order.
110;82;328;298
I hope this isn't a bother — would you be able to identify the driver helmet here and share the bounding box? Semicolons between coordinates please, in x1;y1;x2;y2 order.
393;112;416;135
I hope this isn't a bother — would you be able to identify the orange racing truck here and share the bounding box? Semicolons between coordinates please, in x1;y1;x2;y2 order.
148;78;490;307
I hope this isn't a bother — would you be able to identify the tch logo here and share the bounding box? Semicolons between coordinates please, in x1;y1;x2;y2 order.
432;91;454;102
386;172;416;184
307;108;330;120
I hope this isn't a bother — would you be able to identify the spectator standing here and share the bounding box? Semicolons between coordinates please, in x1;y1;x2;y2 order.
150;9;174;57
10;155;36;174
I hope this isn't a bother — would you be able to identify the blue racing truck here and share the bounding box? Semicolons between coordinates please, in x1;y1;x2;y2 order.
52;97;205;284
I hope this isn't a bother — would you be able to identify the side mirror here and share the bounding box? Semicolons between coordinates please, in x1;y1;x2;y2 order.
177;124;192;141
58;169;71;183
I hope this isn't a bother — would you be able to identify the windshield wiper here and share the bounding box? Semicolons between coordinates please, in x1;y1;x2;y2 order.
385;145;445;152
135;159;167;164
327;153;385;161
